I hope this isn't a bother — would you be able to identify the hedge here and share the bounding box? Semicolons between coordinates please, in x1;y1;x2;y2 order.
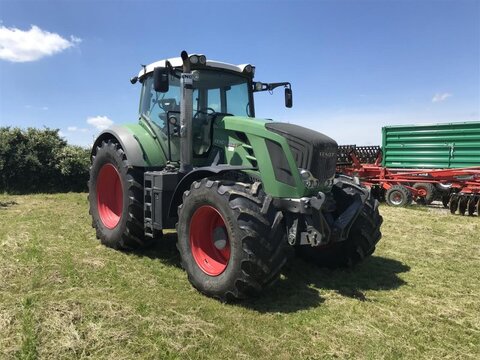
0;127;90;193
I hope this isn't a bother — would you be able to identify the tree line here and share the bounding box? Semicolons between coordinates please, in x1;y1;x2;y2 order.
0;127;90;193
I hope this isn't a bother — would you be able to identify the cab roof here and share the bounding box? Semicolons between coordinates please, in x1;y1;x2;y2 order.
138;55;253;78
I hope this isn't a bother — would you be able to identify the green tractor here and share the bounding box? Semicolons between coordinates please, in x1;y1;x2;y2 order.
88;51;382;301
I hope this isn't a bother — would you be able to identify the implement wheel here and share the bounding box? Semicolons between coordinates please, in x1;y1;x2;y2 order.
458;196;468;216
385;185;412;207
442;194;450;208
88;140;151;249
413;183;436;205
449;195;459;214
177;179;289;301
467;197;477;216
297;183;383;268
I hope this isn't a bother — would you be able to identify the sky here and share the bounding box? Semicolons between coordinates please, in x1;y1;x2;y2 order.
0;0;479;147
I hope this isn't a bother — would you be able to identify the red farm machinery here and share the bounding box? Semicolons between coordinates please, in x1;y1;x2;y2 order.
336;122;480;216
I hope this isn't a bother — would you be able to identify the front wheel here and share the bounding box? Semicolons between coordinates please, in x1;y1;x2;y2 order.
176;178;289;301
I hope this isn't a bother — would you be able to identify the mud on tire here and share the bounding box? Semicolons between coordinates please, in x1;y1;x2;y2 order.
88;139;152;250
176;178;290;301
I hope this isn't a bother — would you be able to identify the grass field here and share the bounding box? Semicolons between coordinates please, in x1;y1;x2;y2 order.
0;193;479;359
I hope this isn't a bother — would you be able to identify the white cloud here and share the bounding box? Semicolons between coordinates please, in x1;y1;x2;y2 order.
25;104;49;110
0;25;81;62
67;126;88;133
432;93;452;103
87;115;113;130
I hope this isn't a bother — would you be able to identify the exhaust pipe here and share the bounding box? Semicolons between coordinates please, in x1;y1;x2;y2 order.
179;50;193;174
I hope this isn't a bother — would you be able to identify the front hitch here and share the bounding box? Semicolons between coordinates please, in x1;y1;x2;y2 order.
274;176;370;247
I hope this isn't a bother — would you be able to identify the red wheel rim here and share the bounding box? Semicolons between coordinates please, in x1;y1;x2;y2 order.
417;187;427;197
96;163;123;229
190;205;230;276
390;191;403;205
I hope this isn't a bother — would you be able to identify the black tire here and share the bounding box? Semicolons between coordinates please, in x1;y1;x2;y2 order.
413;182;436;205
385;185;412;207
297;188;383;268
88;139;151;249
467;197;477;216
458;196;468;216
449;195;459;214
176;178;290;301
442;194;450;208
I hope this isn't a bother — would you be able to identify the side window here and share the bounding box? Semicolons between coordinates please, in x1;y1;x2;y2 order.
140;75;180;131
139;75;181;162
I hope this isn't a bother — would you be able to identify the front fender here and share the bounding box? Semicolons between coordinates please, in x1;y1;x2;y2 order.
168;165;255;217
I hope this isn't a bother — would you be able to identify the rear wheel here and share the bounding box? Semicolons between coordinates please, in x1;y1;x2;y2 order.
297;185;383;268
176;178;290;301
413;182;436;205
88;140;152;249
385;185;412;207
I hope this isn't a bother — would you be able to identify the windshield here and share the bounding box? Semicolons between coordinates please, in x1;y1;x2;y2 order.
191;70;252;117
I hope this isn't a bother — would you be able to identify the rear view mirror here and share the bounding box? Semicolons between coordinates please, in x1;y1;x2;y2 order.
285;88;293;108
153;67;169;93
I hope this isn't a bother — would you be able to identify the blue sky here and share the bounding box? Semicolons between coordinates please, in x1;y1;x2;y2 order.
0;0;479;146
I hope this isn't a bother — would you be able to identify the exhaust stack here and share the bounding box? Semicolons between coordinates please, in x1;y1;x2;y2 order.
179;50;193;174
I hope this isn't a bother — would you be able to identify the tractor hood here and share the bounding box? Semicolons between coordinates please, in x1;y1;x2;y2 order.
215;116;338;198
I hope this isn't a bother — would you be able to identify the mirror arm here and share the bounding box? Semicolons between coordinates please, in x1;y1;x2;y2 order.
267;82;291;91
253;81;291;92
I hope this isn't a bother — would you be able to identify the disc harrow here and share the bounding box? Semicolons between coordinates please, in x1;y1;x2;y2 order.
336;145;480;216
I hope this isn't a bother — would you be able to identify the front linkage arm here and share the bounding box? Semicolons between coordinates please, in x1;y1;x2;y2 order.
274;176;369;247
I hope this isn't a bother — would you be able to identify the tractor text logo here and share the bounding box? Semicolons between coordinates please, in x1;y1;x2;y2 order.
318;152;337;157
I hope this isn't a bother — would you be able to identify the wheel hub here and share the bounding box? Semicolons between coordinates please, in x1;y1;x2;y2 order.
96;163;123;229
390;191;403;205
189;205;230;276
213;226;228;250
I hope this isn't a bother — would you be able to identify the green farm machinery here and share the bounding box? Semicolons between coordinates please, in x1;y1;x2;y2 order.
88;51;382;301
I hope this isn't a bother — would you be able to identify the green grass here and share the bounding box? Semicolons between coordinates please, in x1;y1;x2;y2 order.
0;193;479;359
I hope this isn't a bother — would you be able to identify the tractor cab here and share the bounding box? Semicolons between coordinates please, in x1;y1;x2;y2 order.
132;54;292;167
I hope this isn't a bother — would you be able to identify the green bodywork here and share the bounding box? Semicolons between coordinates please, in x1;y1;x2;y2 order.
118;116;321;198
382;121;480;169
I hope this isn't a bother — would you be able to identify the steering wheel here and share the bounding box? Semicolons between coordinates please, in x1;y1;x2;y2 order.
193;107;217;123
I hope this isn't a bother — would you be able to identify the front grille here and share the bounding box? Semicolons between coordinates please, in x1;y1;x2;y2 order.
265;123;338;184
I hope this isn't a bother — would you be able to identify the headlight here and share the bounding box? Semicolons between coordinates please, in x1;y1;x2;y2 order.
298;168;320;189
199;55;206;64
189;55;199;64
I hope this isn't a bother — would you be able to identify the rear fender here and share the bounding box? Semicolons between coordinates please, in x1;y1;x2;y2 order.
91;125;167;167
